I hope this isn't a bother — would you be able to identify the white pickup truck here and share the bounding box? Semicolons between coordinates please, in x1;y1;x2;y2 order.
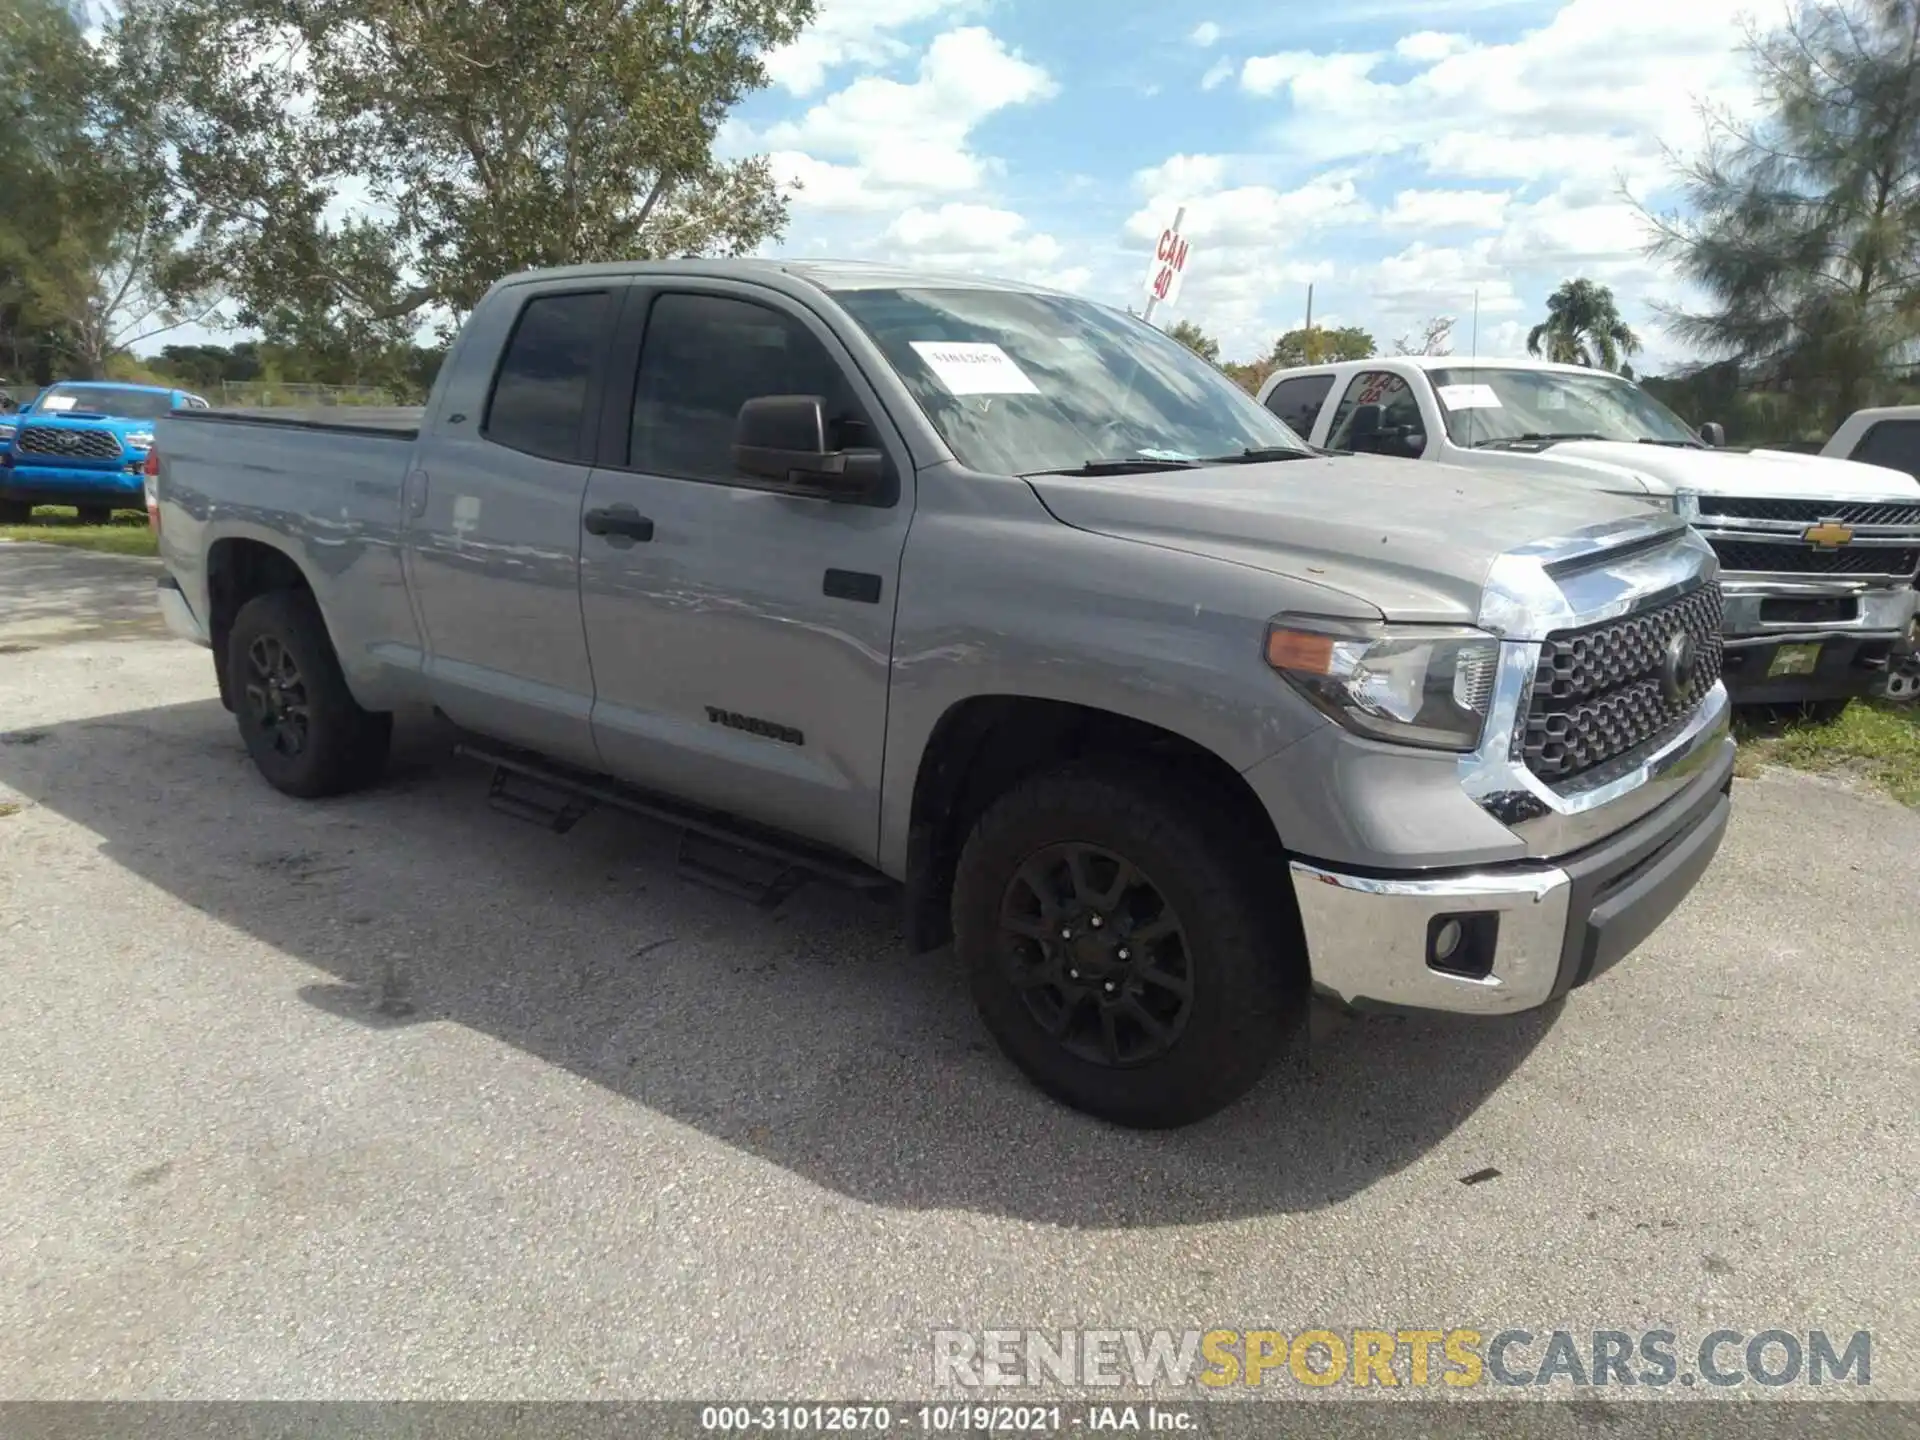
1260;357;1920;714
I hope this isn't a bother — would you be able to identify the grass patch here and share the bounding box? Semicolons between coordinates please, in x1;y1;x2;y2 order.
1735;700;1920;805
0;505;156;556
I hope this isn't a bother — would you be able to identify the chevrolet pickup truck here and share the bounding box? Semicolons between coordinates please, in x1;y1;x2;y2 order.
150;260;1734;1127
0;380;210;523
1260;357;1920;716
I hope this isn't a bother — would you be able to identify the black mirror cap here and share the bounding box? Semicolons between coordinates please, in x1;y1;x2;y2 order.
1350;402;1384;437
736;394;828;456
1700;420;1726;448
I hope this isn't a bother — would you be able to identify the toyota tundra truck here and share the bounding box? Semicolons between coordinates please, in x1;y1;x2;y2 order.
1260;357;1920;716
148;260;1734;1127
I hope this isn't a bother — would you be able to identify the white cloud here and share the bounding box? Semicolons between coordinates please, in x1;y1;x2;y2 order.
1394;31;1470;62
762;0;980;96
1190;20;1223;46
1133;153;1228;199
880;203;1069;278
766;26;1055;214
1381;187;1511;229
1200;57;1235;91
1241;49;1383;99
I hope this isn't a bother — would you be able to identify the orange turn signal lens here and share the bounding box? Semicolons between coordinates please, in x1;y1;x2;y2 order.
1265;627;1337;675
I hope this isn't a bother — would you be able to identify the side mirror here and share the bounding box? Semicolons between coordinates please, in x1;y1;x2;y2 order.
1397;430;1426;458
1699;421;1726;448
732;394;884;503
1348;402;1384;450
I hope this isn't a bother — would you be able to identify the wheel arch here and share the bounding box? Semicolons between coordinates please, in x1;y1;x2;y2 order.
898;693;1293;954
205;537;322;712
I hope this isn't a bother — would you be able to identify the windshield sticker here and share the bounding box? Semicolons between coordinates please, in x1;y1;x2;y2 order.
39;395;77;411
909;341;1041;396
1436;383;1502;411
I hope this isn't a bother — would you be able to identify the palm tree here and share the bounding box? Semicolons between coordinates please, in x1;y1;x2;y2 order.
1527;278;1642;372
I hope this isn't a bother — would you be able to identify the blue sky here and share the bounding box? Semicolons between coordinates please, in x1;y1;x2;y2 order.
722;0;1766;371
135;0;1767;371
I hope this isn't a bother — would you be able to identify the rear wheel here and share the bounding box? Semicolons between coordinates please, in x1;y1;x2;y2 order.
228;589;391;798
953;762;1304;1128
75;504;112;525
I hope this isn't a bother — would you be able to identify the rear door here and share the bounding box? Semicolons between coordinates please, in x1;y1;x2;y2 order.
401;283;620;768
577;283;915;864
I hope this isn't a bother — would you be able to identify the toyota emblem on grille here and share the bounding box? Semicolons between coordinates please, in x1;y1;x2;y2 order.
54;432;80;451
1660;629;1696;702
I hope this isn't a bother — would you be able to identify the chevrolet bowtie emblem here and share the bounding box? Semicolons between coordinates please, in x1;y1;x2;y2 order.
1803;521;1854;549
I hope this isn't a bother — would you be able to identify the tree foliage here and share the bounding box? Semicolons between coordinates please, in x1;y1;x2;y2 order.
1271;325;1375;367
1393;315;1455;356
1526;278;1641;371
1166;319;1220;363
109;0;817;339
1649;0;1920;428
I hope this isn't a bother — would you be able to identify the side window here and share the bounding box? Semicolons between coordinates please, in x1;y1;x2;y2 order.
1849;419;1920;480
1264;374;1334;438
1325;370;1425;456
629;292;868;482
483;289;615;462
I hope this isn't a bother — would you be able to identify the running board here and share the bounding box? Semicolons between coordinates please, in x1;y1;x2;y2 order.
455;742;892;905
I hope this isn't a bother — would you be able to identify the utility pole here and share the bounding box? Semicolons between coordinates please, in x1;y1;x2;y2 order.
1303;283;1315;362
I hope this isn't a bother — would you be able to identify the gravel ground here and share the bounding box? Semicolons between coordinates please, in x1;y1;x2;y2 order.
0;543;1914;1406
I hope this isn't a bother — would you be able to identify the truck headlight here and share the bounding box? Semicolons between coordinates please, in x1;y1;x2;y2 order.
1265;618;1501;751
125;431;155;450
0;424;15;441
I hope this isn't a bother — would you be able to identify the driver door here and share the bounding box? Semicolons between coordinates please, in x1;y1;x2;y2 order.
576;284;916;865
1324;369;1432;459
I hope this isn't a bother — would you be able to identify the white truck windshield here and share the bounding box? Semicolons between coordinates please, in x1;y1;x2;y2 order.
835;287;1311;476
1425;367;1701;449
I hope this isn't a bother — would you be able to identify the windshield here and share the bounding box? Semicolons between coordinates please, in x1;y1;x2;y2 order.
32;385;178;421
1425;367;1700;447
833;287;1310;475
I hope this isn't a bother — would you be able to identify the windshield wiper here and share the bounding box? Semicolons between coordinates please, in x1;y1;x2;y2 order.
1023;457;1202;477
1197;446;1317;465
1637;437;1706;448
1469;431;1607;449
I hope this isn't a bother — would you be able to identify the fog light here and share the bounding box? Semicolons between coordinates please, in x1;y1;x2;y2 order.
1426;911;1498;980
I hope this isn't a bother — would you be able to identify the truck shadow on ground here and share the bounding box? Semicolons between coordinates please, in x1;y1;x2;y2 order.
0;698;1559;1228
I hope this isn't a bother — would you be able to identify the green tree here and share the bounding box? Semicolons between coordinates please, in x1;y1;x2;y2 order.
108;0;817;338
1166;319;1220;363
1526;278;1641;371
1647;0;1920;430
1270;325;1374;367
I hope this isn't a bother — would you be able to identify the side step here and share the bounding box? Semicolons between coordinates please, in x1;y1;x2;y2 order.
456;742;893;907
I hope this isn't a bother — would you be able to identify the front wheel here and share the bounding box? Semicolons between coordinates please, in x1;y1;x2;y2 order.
228;589;391;798
0;499;31;523
75;504;113;525
953;763;1304;1128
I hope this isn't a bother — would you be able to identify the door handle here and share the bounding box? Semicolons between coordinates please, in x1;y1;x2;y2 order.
404;469;430;518
584;505;655;542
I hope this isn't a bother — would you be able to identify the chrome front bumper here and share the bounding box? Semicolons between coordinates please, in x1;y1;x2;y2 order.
156;575;210;647
1293;734;1735;1016
1719;577;1918;645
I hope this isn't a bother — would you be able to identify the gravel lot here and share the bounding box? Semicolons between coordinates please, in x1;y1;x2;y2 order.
0;541;1915;1403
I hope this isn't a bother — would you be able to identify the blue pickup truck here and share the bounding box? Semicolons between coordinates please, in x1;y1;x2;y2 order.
0;380;209;523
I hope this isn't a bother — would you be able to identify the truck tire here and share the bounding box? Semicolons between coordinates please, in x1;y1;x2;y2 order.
76;505;113;525
227;589;391;798
0;499;30;523
953;762;1304;1128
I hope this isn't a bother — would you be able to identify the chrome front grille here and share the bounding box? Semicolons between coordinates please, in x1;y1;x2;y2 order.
1696;496;1920;527
16;426;124;460
1707;537;1919;578
1519;583;1724;787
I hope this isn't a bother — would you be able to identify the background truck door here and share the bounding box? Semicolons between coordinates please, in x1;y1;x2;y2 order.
402;284;619;769
577;285;914;865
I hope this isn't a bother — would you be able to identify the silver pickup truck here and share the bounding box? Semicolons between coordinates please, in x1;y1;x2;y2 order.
150;259;1734;1128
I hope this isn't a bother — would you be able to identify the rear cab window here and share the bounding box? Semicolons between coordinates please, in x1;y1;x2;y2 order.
483;289;618;462
1848;419;1920;480
1263;374;1335;439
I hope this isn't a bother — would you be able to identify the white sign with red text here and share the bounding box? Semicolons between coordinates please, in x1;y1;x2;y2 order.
1144;224;1190;307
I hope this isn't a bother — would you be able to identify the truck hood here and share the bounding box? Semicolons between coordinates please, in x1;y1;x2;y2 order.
1465;440;1920;500
1026;454;1664;625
